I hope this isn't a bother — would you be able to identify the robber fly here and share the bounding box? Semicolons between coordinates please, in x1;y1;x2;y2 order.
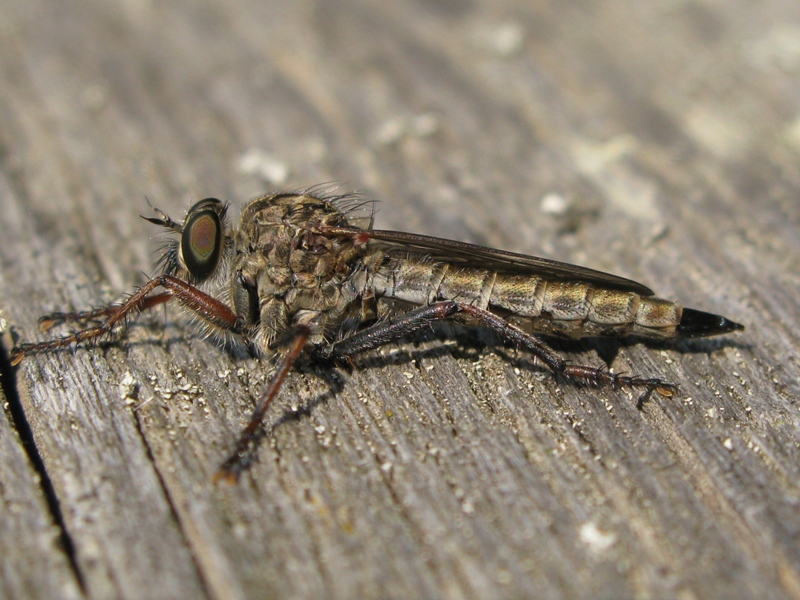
11;189;743;481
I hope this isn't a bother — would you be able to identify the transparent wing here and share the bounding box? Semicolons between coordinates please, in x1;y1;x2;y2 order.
318;225;655;296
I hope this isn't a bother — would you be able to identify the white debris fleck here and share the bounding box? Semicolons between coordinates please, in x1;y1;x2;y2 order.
235;148;290;185
374;117;406;146
475;22;526;57
579;522;617;552
540;193;569;216
153;384;173;400
0;313;7;335
232;522;248;540
491;23;525;56
374;112;440;146
177;382;200;394
745;24;800;71
723;438;734;451
119;372;139;404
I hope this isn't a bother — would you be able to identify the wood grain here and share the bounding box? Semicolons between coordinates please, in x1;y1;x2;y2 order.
1;1;799;598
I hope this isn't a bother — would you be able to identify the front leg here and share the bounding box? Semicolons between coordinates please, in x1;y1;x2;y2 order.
11;275;245;365
36;292;173;331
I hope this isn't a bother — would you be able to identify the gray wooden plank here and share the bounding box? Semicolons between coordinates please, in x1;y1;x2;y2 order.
0;350;84;600
1;0;799;599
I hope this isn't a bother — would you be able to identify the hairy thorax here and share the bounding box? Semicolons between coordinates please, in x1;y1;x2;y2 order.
230;193;368;349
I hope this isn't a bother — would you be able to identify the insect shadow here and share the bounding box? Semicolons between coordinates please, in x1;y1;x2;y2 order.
262;321;746;444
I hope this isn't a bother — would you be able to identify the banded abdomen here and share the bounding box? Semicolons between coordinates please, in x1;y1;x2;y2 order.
371;259;741;340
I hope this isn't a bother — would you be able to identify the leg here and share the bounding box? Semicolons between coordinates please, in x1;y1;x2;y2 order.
215;325;311;483
11;275;244;366
37;293;172;331
322;301;676;395
456;304;677;396
318;301;461;359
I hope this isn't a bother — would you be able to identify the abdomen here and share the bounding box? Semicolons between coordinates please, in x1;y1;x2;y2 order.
372;260;689;340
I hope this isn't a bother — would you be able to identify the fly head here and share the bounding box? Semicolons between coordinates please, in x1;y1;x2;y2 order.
145;197;231;285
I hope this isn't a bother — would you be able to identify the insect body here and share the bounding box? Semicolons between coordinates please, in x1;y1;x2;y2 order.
11;190;743;481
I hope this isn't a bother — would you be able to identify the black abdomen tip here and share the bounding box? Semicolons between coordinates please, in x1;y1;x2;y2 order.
677;308;745;339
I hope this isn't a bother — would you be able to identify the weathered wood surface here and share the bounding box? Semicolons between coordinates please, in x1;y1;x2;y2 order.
1;1;799;598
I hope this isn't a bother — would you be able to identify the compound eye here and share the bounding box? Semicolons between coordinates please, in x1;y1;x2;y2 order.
181;198;224;280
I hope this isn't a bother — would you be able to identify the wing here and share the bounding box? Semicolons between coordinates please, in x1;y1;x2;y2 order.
319;225;655;296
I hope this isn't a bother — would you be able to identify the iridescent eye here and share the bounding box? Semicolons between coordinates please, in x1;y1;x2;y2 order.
181;198;224;280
